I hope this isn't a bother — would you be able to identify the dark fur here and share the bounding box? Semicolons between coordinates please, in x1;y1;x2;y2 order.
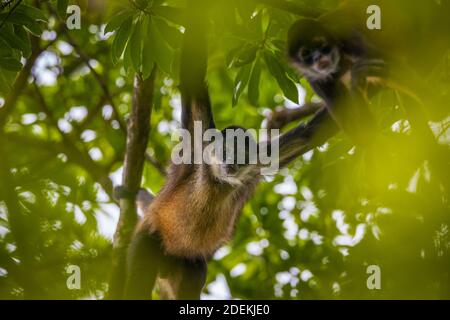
288;18;388;145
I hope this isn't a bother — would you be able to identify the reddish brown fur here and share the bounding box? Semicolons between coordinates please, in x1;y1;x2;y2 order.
137;164;258;259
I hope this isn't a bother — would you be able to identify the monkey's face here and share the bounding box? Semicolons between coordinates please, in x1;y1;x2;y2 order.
292;37;340;80
209;126;257;186
287;19;341;80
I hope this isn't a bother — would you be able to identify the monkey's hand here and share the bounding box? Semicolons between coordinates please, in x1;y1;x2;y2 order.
136;188;154;213
113;185;154;213
351;59;388;93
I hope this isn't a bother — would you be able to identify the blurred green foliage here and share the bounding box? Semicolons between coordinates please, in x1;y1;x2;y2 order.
0;0;449;299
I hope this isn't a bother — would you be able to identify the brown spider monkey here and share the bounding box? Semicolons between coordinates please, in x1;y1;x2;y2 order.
122;1;340;300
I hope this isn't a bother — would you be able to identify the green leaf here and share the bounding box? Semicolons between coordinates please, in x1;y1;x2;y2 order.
105;10;134;34
134;0;150;10
153;6;185;24
57;0;69;17
15;25;31;57
231;44;258;68
248;59;261;106
0;23;29;56
111;16;133;64
0;11;43;36
129;22;143;73
232;64;252;106
226;46;242;68
123;39;133;73
153;17;181;49
0;58;22;72
142;17;155;79
15;4;47;22
264;51;298;103
0;37;13;55
148;19;173;74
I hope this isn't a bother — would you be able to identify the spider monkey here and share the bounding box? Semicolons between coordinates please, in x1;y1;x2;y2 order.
123;1;340;300
287;17;389;145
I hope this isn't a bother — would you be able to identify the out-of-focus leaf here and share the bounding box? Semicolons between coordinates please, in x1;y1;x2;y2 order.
153;6;185;25
0;57;22;71
248;59;261;106
134;0;150;10
57;0;69;17
147;19;174;74
153;17;182;49
264;51;298;103
232;63;252;106
0;69;16;93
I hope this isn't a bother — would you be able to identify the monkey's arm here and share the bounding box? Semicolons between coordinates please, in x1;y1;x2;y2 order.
313;77;376;146
273;107;339;168
179;5;215;134
254;80;373;172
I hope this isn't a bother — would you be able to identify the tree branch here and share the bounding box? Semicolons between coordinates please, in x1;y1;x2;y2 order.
267;102;325;130
107;68;157;299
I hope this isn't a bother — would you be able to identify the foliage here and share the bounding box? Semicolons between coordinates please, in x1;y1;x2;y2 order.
0;0;448;299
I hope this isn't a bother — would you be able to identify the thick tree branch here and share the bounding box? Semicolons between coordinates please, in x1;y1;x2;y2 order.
107;68;157;299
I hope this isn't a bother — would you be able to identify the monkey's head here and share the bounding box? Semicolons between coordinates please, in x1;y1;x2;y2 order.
209;125;257;186
288;18;341;80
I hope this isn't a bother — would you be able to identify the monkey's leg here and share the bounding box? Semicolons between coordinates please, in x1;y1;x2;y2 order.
175;257;207;300
124;231;163;299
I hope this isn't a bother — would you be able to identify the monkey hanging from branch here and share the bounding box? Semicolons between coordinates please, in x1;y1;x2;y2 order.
122;0;341;300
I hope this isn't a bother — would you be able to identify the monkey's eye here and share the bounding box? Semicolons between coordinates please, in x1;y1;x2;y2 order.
320;44;332;55
299;48;312;63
